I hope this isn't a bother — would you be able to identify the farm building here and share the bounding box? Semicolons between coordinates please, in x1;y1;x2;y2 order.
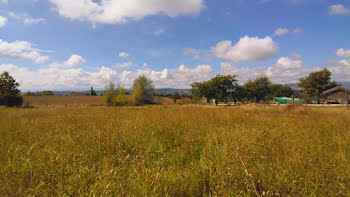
322;86;349;104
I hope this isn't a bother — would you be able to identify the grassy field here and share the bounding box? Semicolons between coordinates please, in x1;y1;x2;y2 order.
1;105;350;196
23;96;105;107
23;96;193;107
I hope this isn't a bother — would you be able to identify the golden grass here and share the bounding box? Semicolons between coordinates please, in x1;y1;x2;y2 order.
23;95;105;107
0;105;350;196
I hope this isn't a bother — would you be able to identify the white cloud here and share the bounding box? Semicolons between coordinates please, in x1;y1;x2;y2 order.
2;0;8;4
49;0;205;25
329;4;350;15
8;12;20;19
328;59;350;81
221;55;312;84
290;53;303;60
0;16;7;28
266;57;309;83
114;61;133;68
274;28;289;36
0;64;118;90
212;36;278;62
23;17;46;25
221;62;267;83
336;48;350;59
328;48;350;81
0;39;49;63
63;55;87;67
0;63;213;90
119;52;129;58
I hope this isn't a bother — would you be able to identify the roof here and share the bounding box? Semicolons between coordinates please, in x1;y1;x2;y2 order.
322;86;349;95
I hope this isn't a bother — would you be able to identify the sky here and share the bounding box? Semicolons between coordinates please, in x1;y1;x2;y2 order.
0;0;349;91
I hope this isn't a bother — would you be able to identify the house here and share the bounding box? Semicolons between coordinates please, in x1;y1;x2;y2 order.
322;86;349;104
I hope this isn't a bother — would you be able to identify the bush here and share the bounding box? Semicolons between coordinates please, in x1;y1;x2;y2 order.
104;82;116;106
131;75;154;105
115;85;127;106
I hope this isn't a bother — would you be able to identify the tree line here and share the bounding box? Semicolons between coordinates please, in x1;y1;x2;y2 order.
191;69;339;104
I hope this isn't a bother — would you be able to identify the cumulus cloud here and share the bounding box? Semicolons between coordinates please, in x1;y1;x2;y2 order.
212;36;278;62
336;48;350;59
0;63;213;90
49;0;205;25
0;39;49;63
23;17;46;25
119;52;129;58
329;4;350;15
328;48;350;81
221;55;312;84
274;28;289;36
63;55;87;67
1;0;8;4
0;64;118;90
0;16;7;28
114;61;133;68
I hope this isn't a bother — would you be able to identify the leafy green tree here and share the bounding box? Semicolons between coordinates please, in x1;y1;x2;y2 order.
271;84;294;97
0;71;22;106
191;75;239;103
104;82;116;106
131;75;155;105
115;85;126;106
191;81;208;100
0;71;20;96
90;86;97;96
298;69;338;104
244;76;273;103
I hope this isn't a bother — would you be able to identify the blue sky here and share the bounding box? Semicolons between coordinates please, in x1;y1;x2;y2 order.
0;0;350;90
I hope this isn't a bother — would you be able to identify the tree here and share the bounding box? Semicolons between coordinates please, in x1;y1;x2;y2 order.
0;71;22;106
0;71;20;96
191;75;239;103
271;84;294;97
115;85;126;106
298;69;338;104
131;75;155;105
243;76;273;103
104;82;116;106
90;86;97;96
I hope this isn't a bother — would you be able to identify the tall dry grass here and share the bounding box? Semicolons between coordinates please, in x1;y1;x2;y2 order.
23;96;104;107
0;105;349;196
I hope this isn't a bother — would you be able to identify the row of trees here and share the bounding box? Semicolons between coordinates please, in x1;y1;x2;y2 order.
191;75;294;103
191;69;338;104
104;75;155;106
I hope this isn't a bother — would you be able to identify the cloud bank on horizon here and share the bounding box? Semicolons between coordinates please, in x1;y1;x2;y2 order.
0;0;349;90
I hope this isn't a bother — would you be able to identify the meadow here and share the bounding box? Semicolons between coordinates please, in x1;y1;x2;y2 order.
1;103;350;196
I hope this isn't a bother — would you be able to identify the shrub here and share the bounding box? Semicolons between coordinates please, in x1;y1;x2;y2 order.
104;82;116;106
115;85;126;106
